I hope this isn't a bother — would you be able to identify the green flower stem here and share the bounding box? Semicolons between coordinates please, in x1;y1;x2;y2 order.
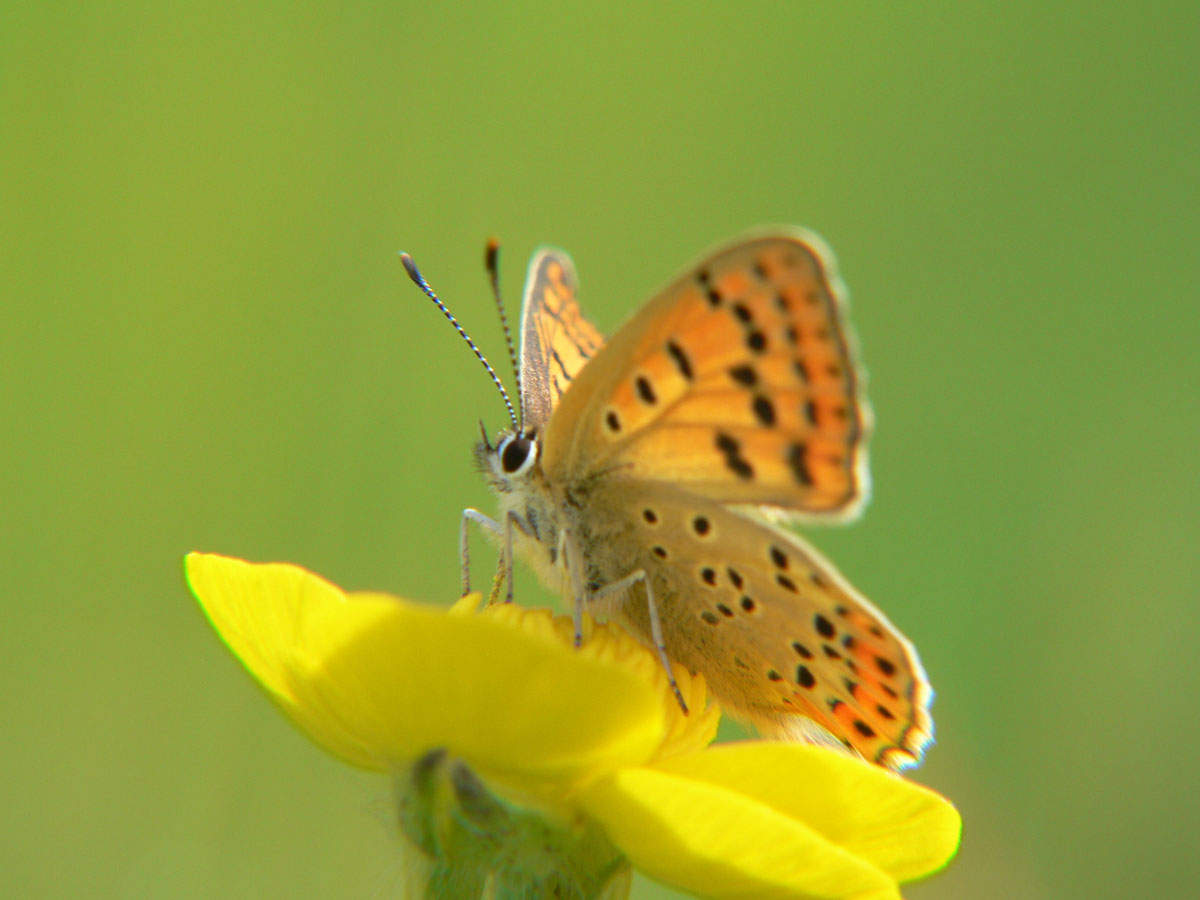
397;749;632;900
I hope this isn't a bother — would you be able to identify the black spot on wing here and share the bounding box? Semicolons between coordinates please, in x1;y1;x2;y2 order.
635;376;657;404
666;341;694;380
814;614;835;639
729;364;758;387
715;431;754;480
697;269;721;307
752;395;776;426
788;442;813;486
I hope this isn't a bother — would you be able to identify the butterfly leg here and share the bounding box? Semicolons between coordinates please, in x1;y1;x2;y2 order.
460;508;501;597
502;510;531;604
486;552;507;607
559;529;587;649
592;571;689;715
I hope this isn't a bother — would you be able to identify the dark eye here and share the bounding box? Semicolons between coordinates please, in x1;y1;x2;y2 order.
500;436;536;474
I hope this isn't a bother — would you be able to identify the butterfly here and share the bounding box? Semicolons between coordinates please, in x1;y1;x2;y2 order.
401;229;933;771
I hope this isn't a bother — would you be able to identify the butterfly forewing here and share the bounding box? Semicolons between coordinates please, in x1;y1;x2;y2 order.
586;478;932;769
517;249;604;431
542;231;869;519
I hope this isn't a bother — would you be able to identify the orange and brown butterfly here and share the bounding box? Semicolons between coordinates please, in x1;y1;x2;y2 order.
400;229;933;771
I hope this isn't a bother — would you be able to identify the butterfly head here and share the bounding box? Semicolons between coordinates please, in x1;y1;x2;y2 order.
476;425;540;492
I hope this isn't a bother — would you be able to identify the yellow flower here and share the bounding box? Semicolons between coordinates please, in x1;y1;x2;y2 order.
186;552;960;900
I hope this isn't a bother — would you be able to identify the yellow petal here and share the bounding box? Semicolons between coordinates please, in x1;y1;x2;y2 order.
184;551;330;721
578;744;959;899
480;599;720;759
579;767;898;900
650;744;960;882
184;553;665;786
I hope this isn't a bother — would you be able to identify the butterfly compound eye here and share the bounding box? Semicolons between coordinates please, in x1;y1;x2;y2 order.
498;436;537;476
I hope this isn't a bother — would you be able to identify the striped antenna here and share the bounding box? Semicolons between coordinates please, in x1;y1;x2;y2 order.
399;252;519;431
484;238;522;421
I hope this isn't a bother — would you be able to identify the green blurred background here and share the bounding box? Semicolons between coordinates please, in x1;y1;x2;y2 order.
4;3;1198;898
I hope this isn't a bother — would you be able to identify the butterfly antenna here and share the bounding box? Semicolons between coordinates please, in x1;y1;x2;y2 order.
484;238;523;423
399;251;519;431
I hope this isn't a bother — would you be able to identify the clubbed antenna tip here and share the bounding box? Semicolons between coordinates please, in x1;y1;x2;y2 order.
399;252;424;286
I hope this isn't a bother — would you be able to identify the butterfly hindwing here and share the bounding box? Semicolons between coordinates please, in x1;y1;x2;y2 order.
542;230;869;519
586;478;932;770
518;248;604;431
